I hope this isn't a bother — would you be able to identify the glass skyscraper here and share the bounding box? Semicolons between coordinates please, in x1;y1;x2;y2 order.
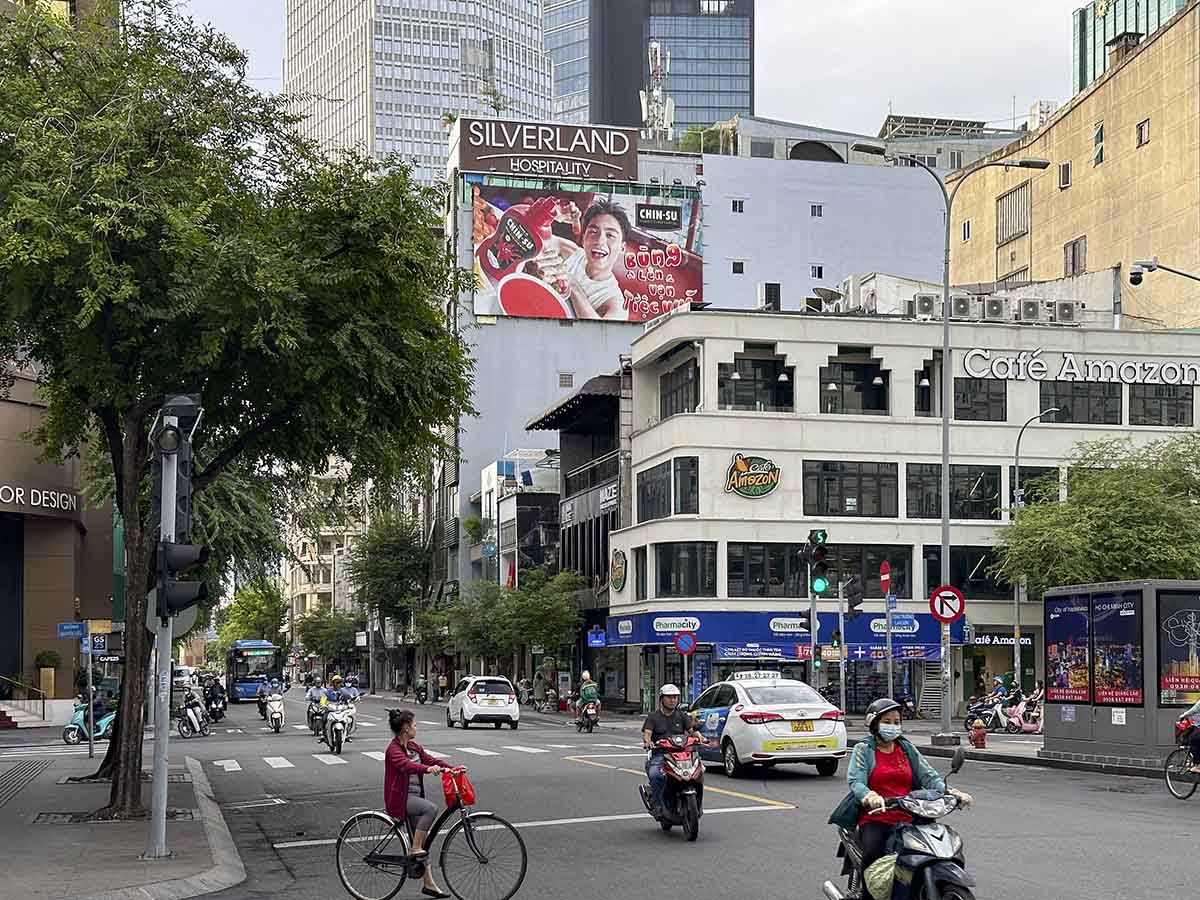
1072;0;1187;95
545;0;591;123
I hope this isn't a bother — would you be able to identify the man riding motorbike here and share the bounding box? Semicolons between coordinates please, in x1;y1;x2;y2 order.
641;684;706;815
575;670;600;725
320;675;354;743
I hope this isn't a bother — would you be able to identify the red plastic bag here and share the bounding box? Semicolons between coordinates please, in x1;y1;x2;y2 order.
442;769;477;807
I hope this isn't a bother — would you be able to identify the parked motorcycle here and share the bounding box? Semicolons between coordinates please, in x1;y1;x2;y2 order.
577;699;601;734
533;688;558;714
897;694;919;720
62;701;116;745
1005;700;1043;735
638;733;705;841
266;689;285;733
516;678;533;706
823;747;974;900
177;693;209;739
962;695;1008;732
324;701;353;754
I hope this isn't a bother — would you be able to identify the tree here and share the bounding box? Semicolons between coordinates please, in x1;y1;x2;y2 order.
679;125;724;154
0;3;473;817
345;509;428;623
992;434;1200;600
481;83;508;115
215;582;288;652
500;568;583;656
448;580;508;660
297;606;361;664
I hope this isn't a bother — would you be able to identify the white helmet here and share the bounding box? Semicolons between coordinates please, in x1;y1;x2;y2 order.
659;683;681;698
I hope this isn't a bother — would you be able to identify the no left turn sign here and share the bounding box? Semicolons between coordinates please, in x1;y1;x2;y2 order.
929;584;966;623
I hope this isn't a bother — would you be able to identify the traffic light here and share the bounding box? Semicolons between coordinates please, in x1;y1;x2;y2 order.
830;630;842;648
156;541;209;617
846;575;865;620
796;608;812;633
808;528;830;594
152;392;207;620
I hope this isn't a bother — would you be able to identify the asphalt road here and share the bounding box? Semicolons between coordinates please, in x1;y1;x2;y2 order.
7;694;1197;900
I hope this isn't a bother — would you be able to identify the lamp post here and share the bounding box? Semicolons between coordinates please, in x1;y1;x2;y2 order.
1131;257;1200;284
852;143;1050;742
1012;407;1059;689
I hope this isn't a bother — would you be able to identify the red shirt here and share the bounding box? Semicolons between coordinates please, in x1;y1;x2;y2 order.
858;745;914;827
383;738;446;822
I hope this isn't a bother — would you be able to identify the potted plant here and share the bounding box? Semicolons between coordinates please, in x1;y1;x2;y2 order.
34;649;61;697
463;514;484;544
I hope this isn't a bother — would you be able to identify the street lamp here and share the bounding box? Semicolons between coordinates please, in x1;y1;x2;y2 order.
852;143;1052;744
1130;256;1200;286
1012;406;1059;689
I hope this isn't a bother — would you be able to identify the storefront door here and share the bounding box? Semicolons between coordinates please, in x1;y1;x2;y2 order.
0;515;21;682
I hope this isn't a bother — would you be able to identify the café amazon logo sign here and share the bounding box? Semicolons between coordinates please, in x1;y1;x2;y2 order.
724;453;781;499
610;550;628;592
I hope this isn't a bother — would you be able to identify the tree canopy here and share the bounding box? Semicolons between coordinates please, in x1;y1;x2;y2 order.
297;606;362;663
345;509;428;622
214;581;288;652
448;568;583;660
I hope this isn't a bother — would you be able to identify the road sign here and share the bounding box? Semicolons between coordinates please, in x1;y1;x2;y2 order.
91;634;107;652
929;584;966;623
673;631;697;656
482;541;497;558
587;627;607;648
879;560;891;595
886;593;897;610
58;622;86;639
97;654;124;664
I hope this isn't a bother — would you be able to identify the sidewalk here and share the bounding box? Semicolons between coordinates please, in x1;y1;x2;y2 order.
0;754;244;900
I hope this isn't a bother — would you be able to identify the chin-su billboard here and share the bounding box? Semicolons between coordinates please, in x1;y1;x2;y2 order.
470;181;703;322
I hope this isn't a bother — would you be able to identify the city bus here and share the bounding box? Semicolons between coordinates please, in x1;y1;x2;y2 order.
225;639;285;701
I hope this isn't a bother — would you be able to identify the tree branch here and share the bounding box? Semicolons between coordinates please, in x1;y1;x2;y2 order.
98;406;125;516
193;399;301;493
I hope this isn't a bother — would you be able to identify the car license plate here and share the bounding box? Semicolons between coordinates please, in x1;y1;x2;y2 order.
791;720;814;732
486;698;499;705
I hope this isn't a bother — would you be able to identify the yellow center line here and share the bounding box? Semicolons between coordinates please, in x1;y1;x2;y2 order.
563;756;795;809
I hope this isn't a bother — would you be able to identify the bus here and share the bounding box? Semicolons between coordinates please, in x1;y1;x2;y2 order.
225;639;285;702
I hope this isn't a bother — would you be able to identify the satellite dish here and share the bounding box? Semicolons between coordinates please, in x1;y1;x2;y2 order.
813;287;843;302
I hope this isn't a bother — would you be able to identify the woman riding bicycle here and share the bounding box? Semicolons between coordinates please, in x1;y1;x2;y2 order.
384;709;452;899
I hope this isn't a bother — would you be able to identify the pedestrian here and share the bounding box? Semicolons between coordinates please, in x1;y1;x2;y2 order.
437;670;448;703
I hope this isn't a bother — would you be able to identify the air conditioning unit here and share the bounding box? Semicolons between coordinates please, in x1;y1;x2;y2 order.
914;293;939;318
983;297;1011;321
1018;299;1044;322
758;281;782;311
1053;301;1079;323
951;294;976;319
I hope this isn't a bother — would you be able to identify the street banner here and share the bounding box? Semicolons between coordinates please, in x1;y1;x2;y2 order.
1045;595;1091;703
1157;589;1200;708
1091;591;1143;706
470;181;703;321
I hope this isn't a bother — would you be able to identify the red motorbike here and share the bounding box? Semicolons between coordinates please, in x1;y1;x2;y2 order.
1164;716;1197;800
639;733;705;841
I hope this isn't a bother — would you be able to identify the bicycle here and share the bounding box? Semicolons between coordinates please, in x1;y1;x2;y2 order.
1164;716;1198;801
336;766;528;900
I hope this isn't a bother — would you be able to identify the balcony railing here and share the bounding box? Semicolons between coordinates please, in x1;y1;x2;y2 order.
563;450;619;499
442;517;459;548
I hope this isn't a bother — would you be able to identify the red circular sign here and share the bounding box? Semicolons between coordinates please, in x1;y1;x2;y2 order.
673;631;698;656
879;560;891;592
929;585;966;623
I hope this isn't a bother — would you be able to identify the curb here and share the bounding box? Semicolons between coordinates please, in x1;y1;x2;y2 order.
74;757;246;900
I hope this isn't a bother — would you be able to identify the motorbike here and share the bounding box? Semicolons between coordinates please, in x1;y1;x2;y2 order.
307;700;325;735
824;747;974;900
324;701;353;754
897;694;919;720
577;699;601;734
266;690;285;733
206;693;226;722
414;684;429;704
63;701;116;745
177;694;209;739
1165;716;1198;800
257;692;268;720
533;688;558;714
516;678;533;706
962;695;1008;732
1005;700;1043;735
638;733;705;842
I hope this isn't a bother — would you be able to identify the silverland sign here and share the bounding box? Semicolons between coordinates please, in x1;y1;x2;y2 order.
457;118;639;180
964;348;1200;386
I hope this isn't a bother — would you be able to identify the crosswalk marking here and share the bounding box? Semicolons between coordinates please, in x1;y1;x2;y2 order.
361;751;386;761
455;747;499;756
264;757;294;769
419;721;439;726
503;745;548;754
313;754;348;766
547;744;576;749
225;728;244;734
213;759;242;772
291;725;308;731
357;722;377;727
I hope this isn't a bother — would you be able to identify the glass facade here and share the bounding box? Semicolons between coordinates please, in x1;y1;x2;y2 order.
545;0;591;123
1072;0;1187;95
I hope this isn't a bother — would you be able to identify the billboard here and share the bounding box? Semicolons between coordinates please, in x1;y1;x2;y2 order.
1091;591;1143;706
471;182;703;322
1157;589;1200;708
456;118;640;180
1045;595;1090;703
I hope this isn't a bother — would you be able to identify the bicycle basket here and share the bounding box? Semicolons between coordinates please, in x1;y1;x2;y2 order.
442;770;477;806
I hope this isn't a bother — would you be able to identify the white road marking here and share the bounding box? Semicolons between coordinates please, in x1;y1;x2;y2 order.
361;751;386;761
225;728;244;734
213;759;242;772
313;754;349;765
291;725;308;731
226;797;287;809
454;747;499;756
572;752;647;759
503;745;549;754
547;744;576;749
419;721;439;726
263;757;294;769
357;722;377;727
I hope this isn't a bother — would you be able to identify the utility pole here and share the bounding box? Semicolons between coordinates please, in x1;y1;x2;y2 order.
837;579;846;716
808;562;817;685
86;619;94;759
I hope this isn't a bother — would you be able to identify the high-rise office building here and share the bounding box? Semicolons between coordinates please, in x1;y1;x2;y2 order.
285;0;553;183
1072;0;1187;95
545;0;754;131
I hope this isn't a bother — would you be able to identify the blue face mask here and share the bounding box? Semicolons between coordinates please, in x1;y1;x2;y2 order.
877;723;903;742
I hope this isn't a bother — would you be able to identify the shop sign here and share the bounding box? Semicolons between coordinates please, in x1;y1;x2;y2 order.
973;634;1034;646
0;483;82;516
457;118;639;179
599;482;619;512
561;501;574;524
963;348;1200;386
610;550;628;592
724;453;781;499
617;620;633;637
716;642;812;662
653;615;700;634
872;616;918;635
635;203;682;231
768;617;811;636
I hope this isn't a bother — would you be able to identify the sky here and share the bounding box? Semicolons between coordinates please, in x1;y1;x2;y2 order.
184;0;1088;135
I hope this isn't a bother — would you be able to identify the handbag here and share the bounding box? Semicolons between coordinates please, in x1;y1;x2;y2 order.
442;769;477;807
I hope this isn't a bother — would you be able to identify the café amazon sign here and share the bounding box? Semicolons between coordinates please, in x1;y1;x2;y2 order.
963;348;1200;386
456;117;640;180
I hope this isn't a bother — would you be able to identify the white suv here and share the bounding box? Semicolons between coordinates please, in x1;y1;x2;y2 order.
447;675;520;730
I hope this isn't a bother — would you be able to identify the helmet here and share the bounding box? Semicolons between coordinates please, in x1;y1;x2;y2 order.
659;683;681;698
864;698;903;734
993;676;1003;684
330;675;343;686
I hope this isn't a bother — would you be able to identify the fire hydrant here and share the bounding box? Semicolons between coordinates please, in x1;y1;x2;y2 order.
968;718;987;749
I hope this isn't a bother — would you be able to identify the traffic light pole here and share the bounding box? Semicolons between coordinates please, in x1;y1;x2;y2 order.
837;580;846;717
808;562;817;687
886;599;894;700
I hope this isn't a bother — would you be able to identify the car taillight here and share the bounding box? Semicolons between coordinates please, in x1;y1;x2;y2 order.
508;693;516;704
467;690;477;702
821;710;845;721
739;711;784;725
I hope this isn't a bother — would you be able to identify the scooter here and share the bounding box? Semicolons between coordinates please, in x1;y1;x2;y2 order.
324;701;352;754
638;733;705;842
533;688;558;714
63;701;116;745
577;699;601;734
1005;699;1043;734
962;695;1007;732
897;694;919;720
257;692;268;720
415;684;429;705
177;694;209;739
823;747;974;900
207;693;226;722
307;700;325;735
266;690;285;733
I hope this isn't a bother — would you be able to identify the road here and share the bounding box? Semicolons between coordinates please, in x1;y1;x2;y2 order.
5;693;1192;900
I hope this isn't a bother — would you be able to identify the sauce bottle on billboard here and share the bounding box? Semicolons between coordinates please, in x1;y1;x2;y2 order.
477;196;561;286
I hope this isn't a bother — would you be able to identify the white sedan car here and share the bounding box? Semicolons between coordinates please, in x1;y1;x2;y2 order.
690;672;847;778
446;675;520;730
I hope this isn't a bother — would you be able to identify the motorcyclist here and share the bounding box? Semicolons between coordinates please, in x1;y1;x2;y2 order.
88;687;107;726
204;678;226;707
641;684;706;815
575;670;600;723
320;675;354;743
829;698;974;897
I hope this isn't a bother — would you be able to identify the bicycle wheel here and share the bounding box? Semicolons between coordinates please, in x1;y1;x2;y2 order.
1164;748;1198;800
336;811;407;900
439;812;528;900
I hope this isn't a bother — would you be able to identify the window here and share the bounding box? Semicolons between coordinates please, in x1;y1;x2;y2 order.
1093;121;1104;165
1064;236;1087;277
997;267;1029;289
1130;384;1193;427
1008;466;1059;506
656;542;717;597
824;544;913;599
750;139;773;158
961;219;971;243
820;361;889;415
634;546;647;601
954;377;1006;421
637;461;672;523
1058;161;1072;189
660;359;699;419
731;260;744;275
803;461;899;517
731;198;745;213
949;149;963;169
1040;380;1121;425
1136;118;1150;148
924;545;1010;602
906;464;1001;520
810;264;824;279
810;203;823;218
727;542;807;597
718;357;794;412
673;457;699;514
558;371;574;388
996;182;1030;246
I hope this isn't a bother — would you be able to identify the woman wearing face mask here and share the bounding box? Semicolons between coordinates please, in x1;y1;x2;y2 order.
833;698;974;888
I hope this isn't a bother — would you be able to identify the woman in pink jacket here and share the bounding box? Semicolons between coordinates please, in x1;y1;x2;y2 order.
384;709;451;899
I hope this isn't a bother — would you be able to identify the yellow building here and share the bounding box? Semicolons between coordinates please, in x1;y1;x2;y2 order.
948;0;1200;328
1;0;97;19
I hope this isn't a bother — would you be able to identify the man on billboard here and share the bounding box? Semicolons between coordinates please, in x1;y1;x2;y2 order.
535;200;630;320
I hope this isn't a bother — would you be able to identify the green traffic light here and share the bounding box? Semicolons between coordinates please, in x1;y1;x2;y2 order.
812;575;830;593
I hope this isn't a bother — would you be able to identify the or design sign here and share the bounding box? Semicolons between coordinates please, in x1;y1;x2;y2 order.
1;483;82;519
457;118;639;180
724;453;781;499
963;348;1200;386
610;550;628;592
587;627;607;648
471;182;703;322
929;585;965;624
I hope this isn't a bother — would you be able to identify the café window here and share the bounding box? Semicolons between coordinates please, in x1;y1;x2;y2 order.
718;353;794;412
802;460;898;517
656;542;718;598
637;461;672;523
820;349;889;415
634;546;647;601
1130;384;1193;427
1040;380;1121;425
825;544;913;599
907;464;1001;520
1008;466;1059;506
924;545;1010;602
660;358;699;420
954;377;1006;422
673;457;699;514
914;364;935;417
727;542;807;597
